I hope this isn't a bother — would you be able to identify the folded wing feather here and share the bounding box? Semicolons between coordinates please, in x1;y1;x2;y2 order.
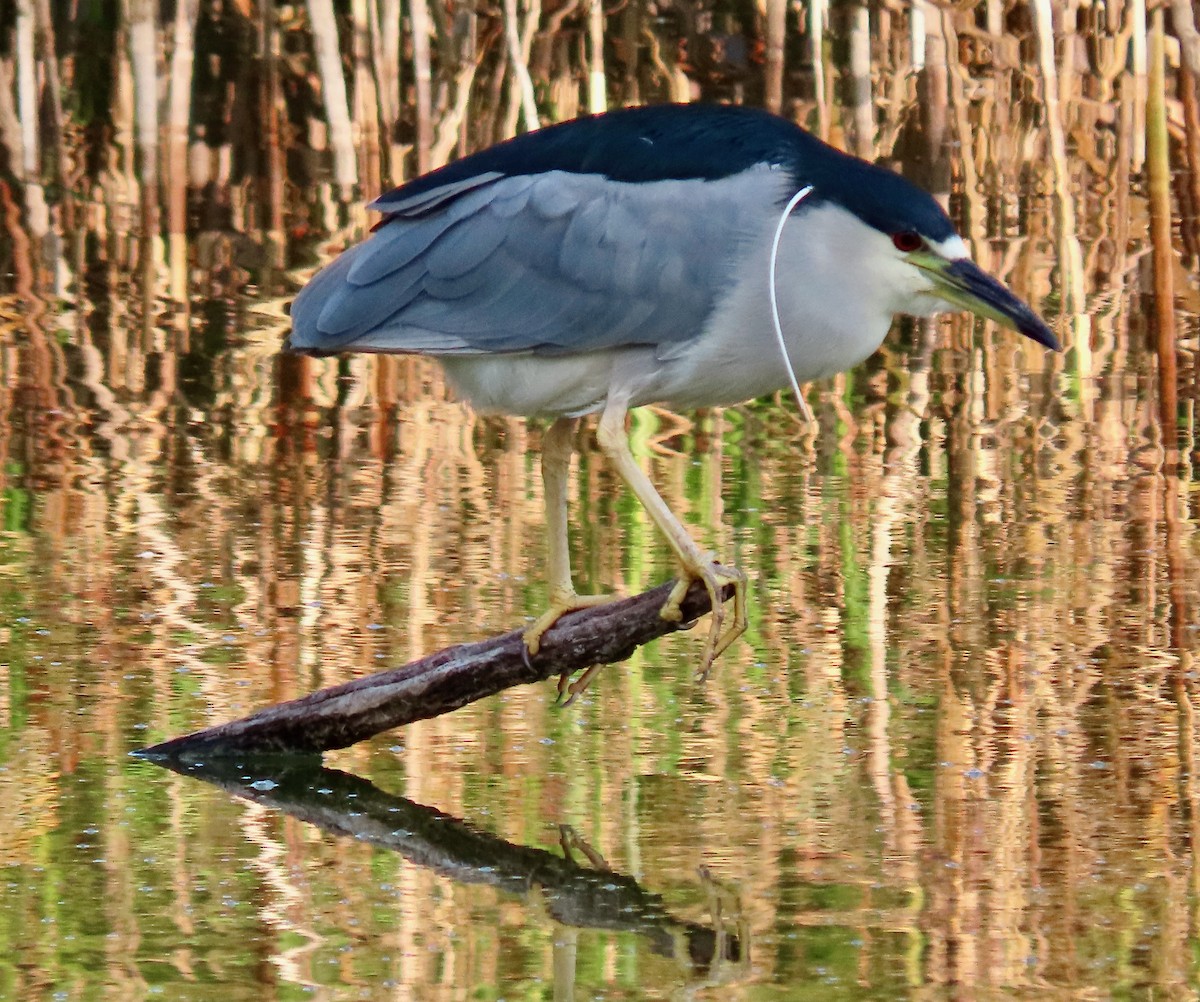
289;168;768;357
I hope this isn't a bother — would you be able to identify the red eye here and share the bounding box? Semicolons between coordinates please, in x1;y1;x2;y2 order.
892;231;923;252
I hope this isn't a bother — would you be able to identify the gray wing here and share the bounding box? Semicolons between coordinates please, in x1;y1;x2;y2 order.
288;170;765;357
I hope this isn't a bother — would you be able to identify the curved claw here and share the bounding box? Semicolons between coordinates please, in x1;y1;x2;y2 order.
557;663;603;705
659;557;747;680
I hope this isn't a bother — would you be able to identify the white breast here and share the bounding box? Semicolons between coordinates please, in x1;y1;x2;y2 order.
643;198;908;409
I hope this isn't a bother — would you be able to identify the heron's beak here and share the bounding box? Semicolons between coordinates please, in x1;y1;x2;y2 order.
908;252;1061;351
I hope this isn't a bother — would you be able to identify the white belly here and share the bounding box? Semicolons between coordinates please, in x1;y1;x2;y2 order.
440;351;623;417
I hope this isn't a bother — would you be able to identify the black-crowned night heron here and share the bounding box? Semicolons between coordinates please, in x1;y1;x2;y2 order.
289;103;1059;678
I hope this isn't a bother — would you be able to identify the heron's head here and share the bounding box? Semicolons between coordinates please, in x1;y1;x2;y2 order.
799;156;1060;351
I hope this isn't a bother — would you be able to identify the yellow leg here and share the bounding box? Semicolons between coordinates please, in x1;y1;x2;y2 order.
523;416;617;657
595;400;747;678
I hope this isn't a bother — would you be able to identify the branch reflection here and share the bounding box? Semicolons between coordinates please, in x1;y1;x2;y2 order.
155;757;745;980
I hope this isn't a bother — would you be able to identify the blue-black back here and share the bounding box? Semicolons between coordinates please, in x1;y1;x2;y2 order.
372;103;956;243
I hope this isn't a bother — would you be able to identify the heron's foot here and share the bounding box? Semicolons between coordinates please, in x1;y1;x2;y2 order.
523;589;618;659
559;825;613;871
697;864;748;970
660;556;747;679
557;663;604;706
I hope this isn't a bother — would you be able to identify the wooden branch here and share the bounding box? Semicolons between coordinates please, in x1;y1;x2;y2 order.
136;577;730;761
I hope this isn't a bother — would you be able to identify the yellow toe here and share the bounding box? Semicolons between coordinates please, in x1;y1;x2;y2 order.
523;590;618;657
658;559;747;679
